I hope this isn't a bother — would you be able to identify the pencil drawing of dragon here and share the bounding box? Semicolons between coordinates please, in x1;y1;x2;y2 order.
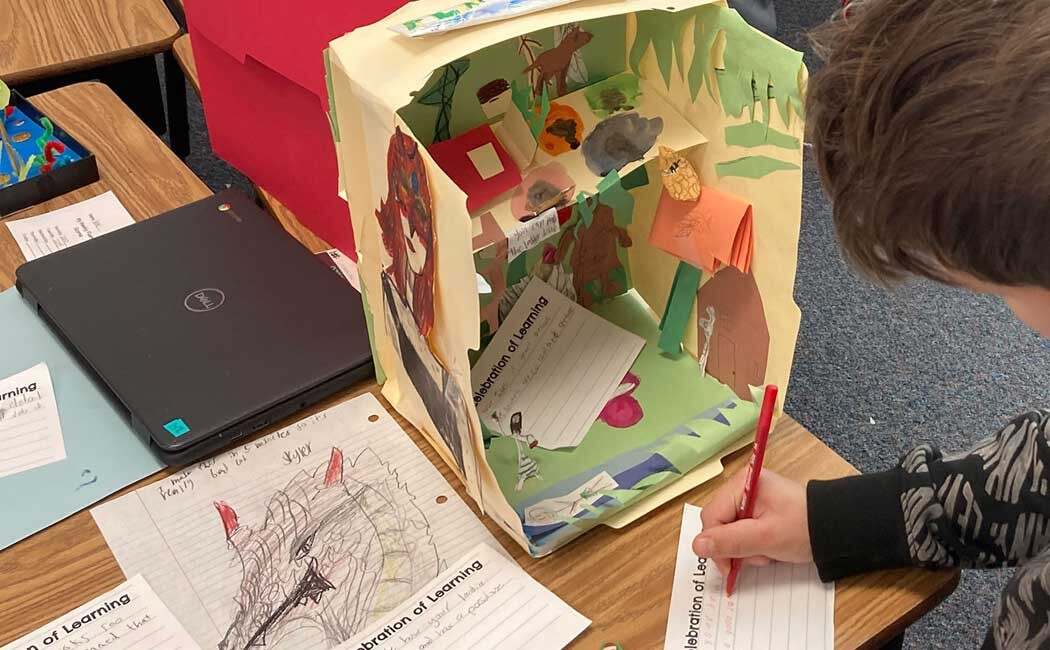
214;447;441;649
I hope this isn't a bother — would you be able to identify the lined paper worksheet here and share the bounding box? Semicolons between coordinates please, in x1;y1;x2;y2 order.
91;394;502;650
471;277;644;450
0;575;199;650
665;504;834;650
340;543;589;650
0;362;65;479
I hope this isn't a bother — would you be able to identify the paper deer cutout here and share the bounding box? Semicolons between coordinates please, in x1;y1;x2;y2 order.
524;25;593;97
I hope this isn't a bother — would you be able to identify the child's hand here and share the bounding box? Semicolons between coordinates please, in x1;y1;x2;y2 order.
691;468;812;575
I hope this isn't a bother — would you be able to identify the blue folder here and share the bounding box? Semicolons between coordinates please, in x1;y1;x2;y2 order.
0;288;163;550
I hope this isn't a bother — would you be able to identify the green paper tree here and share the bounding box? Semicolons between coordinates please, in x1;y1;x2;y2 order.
629;6;804;128
415;58;471;143
686;6;804;126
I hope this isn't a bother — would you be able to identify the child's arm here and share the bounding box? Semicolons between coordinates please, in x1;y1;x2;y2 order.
809;409;1050;580
694;410;1050;582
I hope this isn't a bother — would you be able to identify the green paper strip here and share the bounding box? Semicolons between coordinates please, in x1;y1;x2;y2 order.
629;470;680;491
597;488;645;504
620;165;650;191
323;49;341;143
724;122;799;149
715;155;799;179
653;434;710;471
574;193;597;228
597;169;622;194
658;262;703;355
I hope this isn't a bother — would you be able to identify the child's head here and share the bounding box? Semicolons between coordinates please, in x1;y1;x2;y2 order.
807;0;1050;336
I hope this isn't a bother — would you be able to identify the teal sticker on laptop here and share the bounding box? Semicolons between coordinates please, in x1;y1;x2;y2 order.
163;418;190;437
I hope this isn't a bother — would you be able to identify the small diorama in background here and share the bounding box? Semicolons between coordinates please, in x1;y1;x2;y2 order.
0;79;99;216
331;0;805;557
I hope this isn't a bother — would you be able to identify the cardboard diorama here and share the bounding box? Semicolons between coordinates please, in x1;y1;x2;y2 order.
0;82;98;216
328;0;805;556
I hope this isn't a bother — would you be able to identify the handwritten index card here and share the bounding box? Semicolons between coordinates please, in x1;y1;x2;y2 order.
471;277;644;450
0;575;199;650
91;393;501;650
0;362;65;479
665;504;834;650
340;543;589;650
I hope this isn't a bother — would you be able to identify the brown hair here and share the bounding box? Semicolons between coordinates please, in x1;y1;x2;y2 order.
807;0;1050;288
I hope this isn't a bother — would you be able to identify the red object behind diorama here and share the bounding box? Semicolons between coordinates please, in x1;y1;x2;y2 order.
183;0;408;259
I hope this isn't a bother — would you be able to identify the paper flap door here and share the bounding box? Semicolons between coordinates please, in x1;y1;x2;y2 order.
184;0;250;64
648;186;753;273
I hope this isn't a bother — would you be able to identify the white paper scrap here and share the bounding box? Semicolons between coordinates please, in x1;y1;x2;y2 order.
507;207;559;261
320;248;361;290
0;362;65;479
6;191;134;262
524;471;617;526
665;504;834;650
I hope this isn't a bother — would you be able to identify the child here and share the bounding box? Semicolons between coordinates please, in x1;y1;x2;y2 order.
692;2;1050;649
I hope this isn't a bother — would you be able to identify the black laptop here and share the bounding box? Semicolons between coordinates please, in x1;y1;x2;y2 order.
15;190;374;465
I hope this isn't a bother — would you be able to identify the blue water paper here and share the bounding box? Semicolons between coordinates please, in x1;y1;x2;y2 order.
0;288;163;550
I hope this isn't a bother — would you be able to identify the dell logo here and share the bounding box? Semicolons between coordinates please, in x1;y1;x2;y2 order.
184;288;225;313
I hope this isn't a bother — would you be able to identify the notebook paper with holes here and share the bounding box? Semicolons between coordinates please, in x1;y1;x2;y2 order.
90;393;503;650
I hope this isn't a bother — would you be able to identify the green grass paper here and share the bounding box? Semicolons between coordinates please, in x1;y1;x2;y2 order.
715;155;799;179
724;122;800;149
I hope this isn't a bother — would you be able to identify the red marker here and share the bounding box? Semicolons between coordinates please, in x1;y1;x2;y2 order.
725;384;778;597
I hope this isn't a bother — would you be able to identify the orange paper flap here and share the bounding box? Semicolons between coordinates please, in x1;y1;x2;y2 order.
648;186;754;273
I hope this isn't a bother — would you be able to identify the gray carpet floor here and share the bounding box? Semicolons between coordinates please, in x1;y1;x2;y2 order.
170;2;1048;646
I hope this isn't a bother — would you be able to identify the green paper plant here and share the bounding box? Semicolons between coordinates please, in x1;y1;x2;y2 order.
0;79;43;183
416;58;472;143
630;6;804;128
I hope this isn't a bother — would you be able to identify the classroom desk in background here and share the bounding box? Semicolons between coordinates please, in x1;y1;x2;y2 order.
0;82;959;650
0;0;189;155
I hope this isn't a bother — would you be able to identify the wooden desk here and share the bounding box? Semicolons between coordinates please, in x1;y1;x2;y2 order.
0;84;958;650
172;34;199;95
0;0;180;85
0;82;207;289
256;186;333;253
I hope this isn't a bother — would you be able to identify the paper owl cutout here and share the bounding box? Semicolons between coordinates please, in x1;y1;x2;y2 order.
658;146;701;202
